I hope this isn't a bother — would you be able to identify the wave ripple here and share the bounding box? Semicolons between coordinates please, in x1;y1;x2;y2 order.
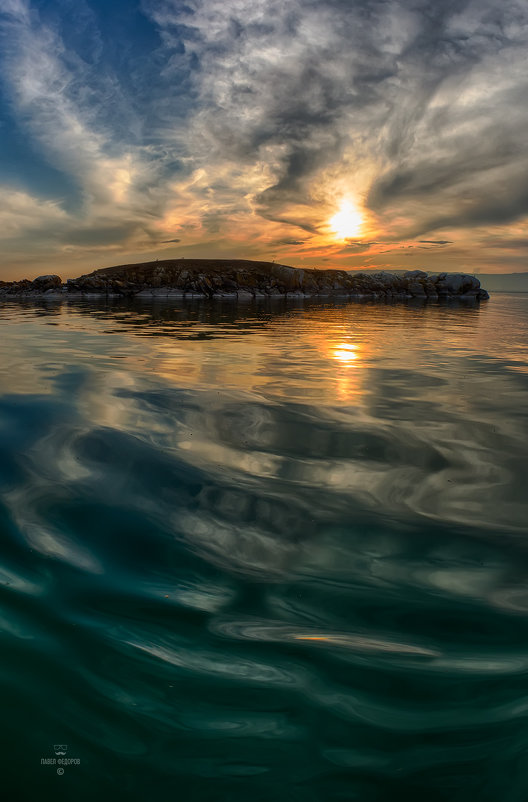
0;296;527;800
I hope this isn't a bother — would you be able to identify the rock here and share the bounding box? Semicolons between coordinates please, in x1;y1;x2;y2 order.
445;273;465;293
33;274;62;286
408;281;427;297
0;261;490;303
271;264;303;290
32;274;62;291
404;270;428;279
377;272;398;286
422;280;437;295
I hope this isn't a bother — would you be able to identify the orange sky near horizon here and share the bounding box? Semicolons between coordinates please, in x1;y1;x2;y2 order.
2;185;527;282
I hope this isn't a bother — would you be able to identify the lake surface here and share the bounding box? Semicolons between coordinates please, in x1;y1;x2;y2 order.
0;293;527;801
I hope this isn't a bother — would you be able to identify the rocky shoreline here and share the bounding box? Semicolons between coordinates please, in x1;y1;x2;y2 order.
0;259;490;302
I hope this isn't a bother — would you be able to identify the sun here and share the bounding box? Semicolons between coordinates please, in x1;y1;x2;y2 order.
329;200;363;239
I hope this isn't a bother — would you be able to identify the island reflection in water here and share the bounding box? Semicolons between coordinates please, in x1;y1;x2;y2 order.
0;294;527;801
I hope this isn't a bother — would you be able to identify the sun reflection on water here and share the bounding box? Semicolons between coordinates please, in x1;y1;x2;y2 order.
332;343;359;363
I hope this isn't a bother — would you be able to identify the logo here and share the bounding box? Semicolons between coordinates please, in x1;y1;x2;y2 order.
41;743;80;774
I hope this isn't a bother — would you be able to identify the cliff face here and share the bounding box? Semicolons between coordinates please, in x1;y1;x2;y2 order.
0;260;490;301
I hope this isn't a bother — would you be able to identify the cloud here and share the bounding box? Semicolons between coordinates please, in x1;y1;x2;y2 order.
146;0;528;241
0;0;188;249
479;237;528;250
338;241;378;254
0;188;68;239
2;0;528;275
1;1;114;201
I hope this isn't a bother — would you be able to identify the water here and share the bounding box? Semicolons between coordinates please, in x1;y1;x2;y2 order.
0;294;527;801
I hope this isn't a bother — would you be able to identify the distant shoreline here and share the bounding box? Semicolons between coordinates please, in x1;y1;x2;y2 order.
0;259;490;302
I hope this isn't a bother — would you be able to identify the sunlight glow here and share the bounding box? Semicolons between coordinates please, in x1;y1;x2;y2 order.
329;200;364;239
332;343;358;363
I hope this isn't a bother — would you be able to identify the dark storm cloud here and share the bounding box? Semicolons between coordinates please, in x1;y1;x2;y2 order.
419;240;452;245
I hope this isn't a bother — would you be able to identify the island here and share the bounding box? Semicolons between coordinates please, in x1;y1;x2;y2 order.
0;259;490;301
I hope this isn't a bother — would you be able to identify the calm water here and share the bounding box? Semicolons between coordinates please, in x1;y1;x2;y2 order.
1;294;527;801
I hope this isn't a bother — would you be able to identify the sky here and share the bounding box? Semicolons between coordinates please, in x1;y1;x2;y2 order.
1;0;528;280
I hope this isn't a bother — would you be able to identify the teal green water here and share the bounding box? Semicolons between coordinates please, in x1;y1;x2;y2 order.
0;294;527;801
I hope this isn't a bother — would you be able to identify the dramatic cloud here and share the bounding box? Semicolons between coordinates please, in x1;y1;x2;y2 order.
1;0;527;277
